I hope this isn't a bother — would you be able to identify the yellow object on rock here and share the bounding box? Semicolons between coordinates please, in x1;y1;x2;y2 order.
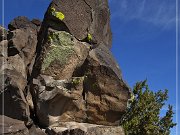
87;33;92;42
55;12;65;20
50;7;65;21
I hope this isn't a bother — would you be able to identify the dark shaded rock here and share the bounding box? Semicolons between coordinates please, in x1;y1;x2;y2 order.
0;115;29;135
8;28;37;66
29;125;46;135
0;69;30;122
8;16;37;31
46;122;125;135
31;19;41;26
33;44;130;127
7;54;27;78
0;22;37;124
0;26;7;41
76;44;130;125
43;0;112;48
0;116;46;135
45;0;91;40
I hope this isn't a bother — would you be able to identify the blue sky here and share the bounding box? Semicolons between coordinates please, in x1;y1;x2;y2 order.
0;0;179;134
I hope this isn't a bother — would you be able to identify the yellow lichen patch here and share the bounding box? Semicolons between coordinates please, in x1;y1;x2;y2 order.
55;12;65;20
50;7;56;12
87;33;92;42
50;7;65;21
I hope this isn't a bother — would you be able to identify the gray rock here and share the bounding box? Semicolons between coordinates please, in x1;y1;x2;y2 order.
1;0;129;134
0;69;30;122
8;27;37;67
76;44;130;126
35;31;90;80
8;16;37;31
0;115;29;135
0;40;8;57
0;26;7;41
33;76;86;127
46;122;125;135
43;0;112;48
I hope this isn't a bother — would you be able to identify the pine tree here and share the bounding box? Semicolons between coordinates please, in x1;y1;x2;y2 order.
120;80;176;135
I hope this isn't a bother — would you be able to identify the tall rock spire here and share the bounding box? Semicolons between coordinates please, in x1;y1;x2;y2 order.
0;0;130;134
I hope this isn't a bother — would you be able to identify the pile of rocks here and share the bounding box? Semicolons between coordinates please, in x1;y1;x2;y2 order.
0;0;130;134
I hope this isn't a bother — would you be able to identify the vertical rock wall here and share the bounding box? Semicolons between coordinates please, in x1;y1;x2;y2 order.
0;0;130;134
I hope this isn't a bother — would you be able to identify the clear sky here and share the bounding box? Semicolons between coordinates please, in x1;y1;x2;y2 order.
0;0;179;134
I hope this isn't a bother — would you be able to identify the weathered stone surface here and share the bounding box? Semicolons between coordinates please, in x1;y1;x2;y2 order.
0;26;7;41
46;122;125;135
31;19;41;26
0;40;8;57
1;0;129;134
8;27;37;67
0;115;29;135
0;19;37;126
8;16;37;31
0;116;46;135
7;54;27;78
33;75;86;127
44;0;112;48
33;44;130;127
29;125;47;135
0;69;30;122
74;44;130;126
35;31;89;80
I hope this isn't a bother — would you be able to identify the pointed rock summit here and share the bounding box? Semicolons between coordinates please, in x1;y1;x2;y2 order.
0;0;130;134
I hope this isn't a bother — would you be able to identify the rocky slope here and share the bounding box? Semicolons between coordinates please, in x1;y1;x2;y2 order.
0;0;130;134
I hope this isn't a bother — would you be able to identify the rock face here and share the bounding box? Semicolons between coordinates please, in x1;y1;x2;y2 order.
0;115;30;135
46;122;125;135
0;0;130;134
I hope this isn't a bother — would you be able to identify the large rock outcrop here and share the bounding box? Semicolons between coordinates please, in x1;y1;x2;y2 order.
0;0;130;134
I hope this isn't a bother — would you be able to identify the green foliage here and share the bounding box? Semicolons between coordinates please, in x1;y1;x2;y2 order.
120;80;176;135
50;7;65;20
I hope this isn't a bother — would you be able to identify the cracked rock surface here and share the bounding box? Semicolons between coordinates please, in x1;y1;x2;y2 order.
0;0;130;134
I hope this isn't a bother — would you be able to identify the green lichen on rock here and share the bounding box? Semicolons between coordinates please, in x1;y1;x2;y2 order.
72;77;84;85
42;31;75;71
49;7;65;20
48;31;74;46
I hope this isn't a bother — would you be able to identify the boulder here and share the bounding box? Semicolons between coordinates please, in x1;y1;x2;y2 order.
74;44;130;125
34;30;90;80
46;122;125;135
0;69;30;122
0;18;38;126
0;116;46;135
43;0;112;48
8;16;37;31
33;44;130;127
0;26;7;41
30;0;130;128
0;0;130;134
31;19;41;27
33;75;86;127
0;115;29;135
7;27;37;67
0;40;8;58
